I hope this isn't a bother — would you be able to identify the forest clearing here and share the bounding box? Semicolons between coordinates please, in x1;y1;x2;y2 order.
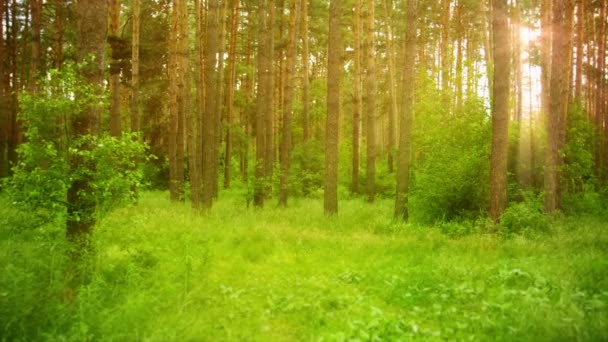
2;0;608;340
2;191;608;341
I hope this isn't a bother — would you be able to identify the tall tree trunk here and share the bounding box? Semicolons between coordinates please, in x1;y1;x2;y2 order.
203;0;220;208
490;0;511;222
109;0;121;137
254;0;272;207
28;0;41;90
574;0;584;100
382;0;397;174
596;0;606;181
325;0;341;215
67;0;107;284
364;0;377;203
301;0;310;144
545;0;568;213
540;0;551;129
441;0;451;91
53;0;64;69
394;0;417;220
0;0;6;178
213;0;227;198
168;0;187;201
131;0;140;134
279;0;300;206
352;0;362;193
224;0;239;189
264;3;275;198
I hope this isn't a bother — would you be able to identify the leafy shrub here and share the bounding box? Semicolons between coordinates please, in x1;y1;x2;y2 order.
3;65;148;227
500;197;549;235
409;84;491;224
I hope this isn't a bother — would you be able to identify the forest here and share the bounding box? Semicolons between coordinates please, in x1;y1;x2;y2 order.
0;0;607;340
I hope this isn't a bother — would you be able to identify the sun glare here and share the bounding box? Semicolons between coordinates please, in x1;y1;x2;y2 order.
520;26;540;44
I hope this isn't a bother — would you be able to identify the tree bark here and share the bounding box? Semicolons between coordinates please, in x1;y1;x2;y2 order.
351;0;362;194
364;0;377;203
394;0;417;220
324;0;341;215
254;0;270;207
109;0;121;137
545;0;568;213
224;0;239;190
279;0;300;206
53;0;64;70
203;0;220;208
131;0;140;134
382;0;397;174
489;0;511;222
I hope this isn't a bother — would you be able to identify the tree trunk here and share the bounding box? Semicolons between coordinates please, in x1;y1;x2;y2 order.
279;0;300;206
213;0;227;198
203;0;220;209
168;0;187;201
28;0;41;90
301;0;310;144
53;0;64;69
224;0;239;190
109;0;121;137
382;0;397;174
364;0;377;203
351;0;362;194
596;0;606;181
0;0;6;178
574;0;584;100
264;3;275;198
254;0;272;207
324;0;341;215
394;0;417;220
489;0;511;222
545;0;568;213
441;0;451;92
131;0;140;134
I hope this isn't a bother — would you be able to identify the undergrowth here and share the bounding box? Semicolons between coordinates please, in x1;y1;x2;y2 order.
1;191;607;341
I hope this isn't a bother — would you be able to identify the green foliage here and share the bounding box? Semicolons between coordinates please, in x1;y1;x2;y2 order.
562;101;596;195
500;194;549;236
410;85;491;223
4;65;148;227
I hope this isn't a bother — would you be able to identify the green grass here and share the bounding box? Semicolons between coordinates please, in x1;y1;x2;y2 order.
1;191;607;341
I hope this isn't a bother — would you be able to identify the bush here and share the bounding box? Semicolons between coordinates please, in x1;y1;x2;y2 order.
409;84;491;224
3;65;148;228
500;197;549;235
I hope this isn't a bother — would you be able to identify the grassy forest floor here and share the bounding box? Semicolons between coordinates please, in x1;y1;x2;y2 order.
1;191;608;341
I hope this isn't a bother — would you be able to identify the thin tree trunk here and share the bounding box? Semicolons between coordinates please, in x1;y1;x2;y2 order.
224;0;239;189
382;0;397;174
109;0;121;137
213;0;227;198
574;0;584;99
254;0;271;207
325;0;341;215
0;0;6;178
394;0;417;220
264;3;275;198
279;0;300;206
490;0;511;222
168;0;187;201
352;0;362;194
441;0;451;91
28;0;41;90
53;0;63;69
301;0;310;143
364;0;377;203
131;0;140;134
